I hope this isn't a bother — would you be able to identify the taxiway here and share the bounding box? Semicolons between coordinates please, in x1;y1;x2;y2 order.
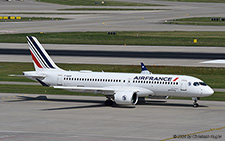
1;0;225;33
0;93;225;141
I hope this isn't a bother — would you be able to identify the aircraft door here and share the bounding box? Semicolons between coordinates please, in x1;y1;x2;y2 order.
180;80;187;91
57;74;63;86
200;86;203;95
127;78;131;85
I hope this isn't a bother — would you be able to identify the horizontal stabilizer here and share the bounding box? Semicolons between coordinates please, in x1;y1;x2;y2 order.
36;78;49;87
9;74;25;77
23;71;46;78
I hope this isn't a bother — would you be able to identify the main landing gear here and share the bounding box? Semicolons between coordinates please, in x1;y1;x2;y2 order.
105;98;114;106
192;97;199;108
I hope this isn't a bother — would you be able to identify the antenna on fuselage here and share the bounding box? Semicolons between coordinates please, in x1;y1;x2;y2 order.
140;62;152;74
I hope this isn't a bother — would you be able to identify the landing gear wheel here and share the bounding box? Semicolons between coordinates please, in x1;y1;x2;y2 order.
105;99;113;106
192;97;199;108
193;103;199;108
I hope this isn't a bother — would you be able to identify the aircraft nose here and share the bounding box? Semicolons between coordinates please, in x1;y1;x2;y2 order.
202;87;214;97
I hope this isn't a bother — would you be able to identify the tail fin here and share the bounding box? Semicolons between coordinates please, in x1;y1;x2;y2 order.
140;62;151;74
26;36;62;71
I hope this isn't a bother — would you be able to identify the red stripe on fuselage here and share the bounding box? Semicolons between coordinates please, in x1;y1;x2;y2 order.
173;77;179;81
30;51;43;68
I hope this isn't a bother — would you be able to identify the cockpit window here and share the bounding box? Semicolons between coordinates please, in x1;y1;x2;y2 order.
193;82;208;86
193;82;199;86
199;82;207;86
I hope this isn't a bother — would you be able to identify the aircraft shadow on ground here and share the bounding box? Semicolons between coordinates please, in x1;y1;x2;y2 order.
6;96;208;110
7;95;134;110
6;95;105;110
17;95;104;104
144;100;208;108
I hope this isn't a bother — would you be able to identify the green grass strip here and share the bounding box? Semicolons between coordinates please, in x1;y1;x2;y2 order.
166;17;225;26
1;31;225;47
38;0;161;6
0;84;100;96
3;62;225;88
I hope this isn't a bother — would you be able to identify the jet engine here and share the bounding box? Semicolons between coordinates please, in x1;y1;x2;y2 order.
114;91;138;105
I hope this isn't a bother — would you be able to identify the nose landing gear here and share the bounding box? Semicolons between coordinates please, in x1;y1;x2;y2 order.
192;97;199;108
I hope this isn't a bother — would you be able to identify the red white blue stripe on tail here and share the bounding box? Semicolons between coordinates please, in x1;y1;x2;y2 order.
27;36;59;70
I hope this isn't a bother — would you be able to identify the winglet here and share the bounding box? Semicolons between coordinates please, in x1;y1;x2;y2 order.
140;62;151;74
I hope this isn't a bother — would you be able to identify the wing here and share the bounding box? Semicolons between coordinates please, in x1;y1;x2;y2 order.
54;86;154;105
54;86;154;96
54;86;115;95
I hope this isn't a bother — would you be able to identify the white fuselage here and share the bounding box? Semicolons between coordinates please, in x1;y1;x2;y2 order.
35;69;213;98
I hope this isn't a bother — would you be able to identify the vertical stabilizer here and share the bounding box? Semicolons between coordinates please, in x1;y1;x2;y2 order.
140;62;151;74
26;36;62;71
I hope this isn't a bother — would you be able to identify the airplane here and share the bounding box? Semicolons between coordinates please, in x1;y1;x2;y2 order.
23;36;214;108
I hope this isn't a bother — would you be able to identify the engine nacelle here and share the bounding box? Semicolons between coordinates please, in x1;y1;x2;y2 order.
114;91;138;105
